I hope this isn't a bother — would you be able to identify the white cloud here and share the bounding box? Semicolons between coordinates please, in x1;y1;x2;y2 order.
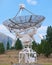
27;0;37;5
38;26;47;31
37;26;48;36
34;26;48;43
27;0;31;3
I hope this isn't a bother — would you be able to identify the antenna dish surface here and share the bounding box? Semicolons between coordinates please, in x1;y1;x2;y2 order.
3;15;45;29
3;5;45;31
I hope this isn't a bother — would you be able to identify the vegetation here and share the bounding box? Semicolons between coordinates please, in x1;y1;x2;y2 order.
6;41;10;50
32;26;52;57
43;64;52;65
32;39;52;57
15;38;23;50
36;44;42;55
0;26;52;57
0;63;52;65
32;41;37;51
41;26;52;57
46;26;52;53
10;47;15;50
41;39;51;57
0;43;5;54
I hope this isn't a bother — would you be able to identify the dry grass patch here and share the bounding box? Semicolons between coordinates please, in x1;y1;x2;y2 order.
0;50;52;65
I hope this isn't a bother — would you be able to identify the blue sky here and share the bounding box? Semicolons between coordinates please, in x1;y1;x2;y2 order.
0;0;52;26
0;0;52;43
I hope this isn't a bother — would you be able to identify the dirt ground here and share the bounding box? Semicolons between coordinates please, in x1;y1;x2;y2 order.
0;50;52;65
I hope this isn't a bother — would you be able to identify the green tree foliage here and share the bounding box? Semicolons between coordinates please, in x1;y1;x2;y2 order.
41;39;51;57
32;26;52;57
36;44;42;55
15;38;23;50
32;41;42;55
10;47;15;50
0;43;5;54
41;39;46;54
32;41;37;51
46;26;52;52
6;41;10;50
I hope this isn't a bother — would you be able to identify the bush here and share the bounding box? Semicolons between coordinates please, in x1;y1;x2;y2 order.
0;43;5;54
15;38;23;50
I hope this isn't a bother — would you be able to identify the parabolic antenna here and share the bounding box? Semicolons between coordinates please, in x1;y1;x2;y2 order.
3;4;45;33
2;4;45;63
3;4;45;47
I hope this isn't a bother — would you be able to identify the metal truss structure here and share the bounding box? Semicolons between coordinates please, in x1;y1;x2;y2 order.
3;4;45;63
3;4;45;34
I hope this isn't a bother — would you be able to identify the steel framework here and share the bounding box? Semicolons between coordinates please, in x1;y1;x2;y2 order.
3;4;45;32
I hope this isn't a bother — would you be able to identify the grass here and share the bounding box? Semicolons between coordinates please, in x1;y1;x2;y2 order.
43;64;52;65
0;63;52;65
0;50;52;65
0;63;10;65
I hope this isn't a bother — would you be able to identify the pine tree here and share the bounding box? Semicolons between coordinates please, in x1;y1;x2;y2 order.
36;44;42;55
46;26;52;53
7;41;10;50
32;41;37;51
0;43;5;54
15;38;23;50
41;39;51;57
